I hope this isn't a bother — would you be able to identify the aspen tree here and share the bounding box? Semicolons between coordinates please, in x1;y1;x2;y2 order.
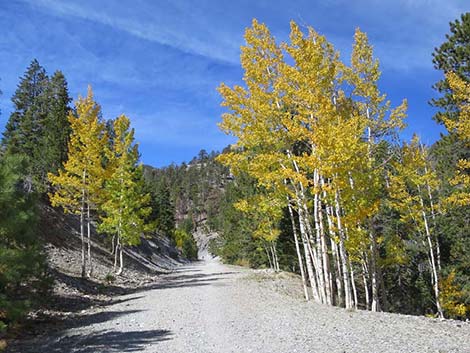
389;135;443;317
218;19;408;309
218;20;322;301
277;21;351;306
444;73;470;207
99;115;152;275
235;191;283;271
48;87;107;277
343;29;407;311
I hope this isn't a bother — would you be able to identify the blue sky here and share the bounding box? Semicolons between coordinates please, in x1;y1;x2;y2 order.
0;1;467;167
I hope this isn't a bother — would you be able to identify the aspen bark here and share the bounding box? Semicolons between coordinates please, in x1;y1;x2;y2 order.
326;202;343;306
265;244;273;270
335;191;353;309
421;143;441;272
287;199;309;301
298;205;320;302
285;151;321;302
116;242;123;276
362;261;370;310
86;201;93;278
114;234;119;270
295;195;320;302
111;234;116;255
299;188;324;303
419;195;443;318
331;237;343;306
319;177;334;304
313;187;327;303
119;247;124;275
369;231;380;312
425;182;441;272
271;243;280;272
349;258;358;309
275;245;280;272
317;190;332;305
80;186;86;278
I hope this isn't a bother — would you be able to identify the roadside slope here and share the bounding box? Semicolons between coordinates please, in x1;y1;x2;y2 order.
8;203;184;343
7;259;470;353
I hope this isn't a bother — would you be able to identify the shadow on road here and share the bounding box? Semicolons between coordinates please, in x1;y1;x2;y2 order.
6;262;238;352
9;329;172;353
70;329;172;353
6;309;171;353
144;270;239;290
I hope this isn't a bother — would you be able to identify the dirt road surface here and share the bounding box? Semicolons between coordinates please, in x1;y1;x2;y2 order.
8;259;470;353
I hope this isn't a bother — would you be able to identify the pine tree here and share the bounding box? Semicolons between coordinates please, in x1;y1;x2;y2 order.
430;14;470;318
0;154;47;330
149;179;175;236
1;61;72;192
2;59;49;191
99;115;151;275
48;87;108;277
41;70;72;180
431;13;470;198
431;12;470;124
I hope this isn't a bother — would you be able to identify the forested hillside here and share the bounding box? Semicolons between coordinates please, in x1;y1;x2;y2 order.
143;149;230;258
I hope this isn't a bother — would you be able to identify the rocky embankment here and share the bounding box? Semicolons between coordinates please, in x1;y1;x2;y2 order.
3;204;183;348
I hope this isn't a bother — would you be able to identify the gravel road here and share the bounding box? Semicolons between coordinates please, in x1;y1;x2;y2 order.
9;258;470;353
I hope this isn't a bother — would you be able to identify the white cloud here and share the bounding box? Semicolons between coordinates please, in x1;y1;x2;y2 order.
21;0;241;65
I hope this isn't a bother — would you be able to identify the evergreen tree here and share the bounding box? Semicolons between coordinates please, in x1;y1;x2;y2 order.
431;12;470;124
2;59;49;191
430;14;470;318
0;154;47;331
430;13;470;197
150;179;175;236
1;61;71;192
41;70;72;179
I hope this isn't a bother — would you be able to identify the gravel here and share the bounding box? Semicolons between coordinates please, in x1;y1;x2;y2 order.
7;258;470;353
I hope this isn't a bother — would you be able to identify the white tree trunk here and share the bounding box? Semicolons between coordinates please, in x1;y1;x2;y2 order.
114;234;119;271
349;258;358;310
111;234;116;255
426;180;441;272
335;191;353;309
419;196;443;318
313;188;327;304
274;244;280;272
325;202;343;306
286;150;322;302
86;201;93;278
116;245;124;275
264;244;273;270
295;195;320;302
362;261;370;310
369;231;380;312
271;243;280;272
80;187;86;278
318;191;332;305
287;199;309;301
